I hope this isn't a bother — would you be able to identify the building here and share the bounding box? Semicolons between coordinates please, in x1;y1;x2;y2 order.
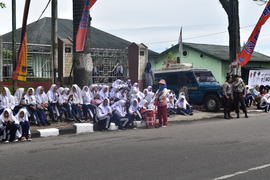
0;17;158;87
150;42;270;83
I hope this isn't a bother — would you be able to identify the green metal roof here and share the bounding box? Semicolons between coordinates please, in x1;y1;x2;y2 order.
160;42;270;62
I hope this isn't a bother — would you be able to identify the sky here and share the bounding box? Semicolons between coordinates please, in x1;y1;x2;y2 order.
1;0;270;55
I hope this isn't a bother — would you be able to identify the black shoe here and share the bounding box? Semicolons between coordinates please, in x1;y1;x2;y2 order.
237;114;240;118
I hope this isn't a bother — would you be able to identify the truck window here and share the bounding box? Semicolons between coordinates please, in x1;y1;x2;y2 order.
185;72;196;84
165;73;178;85
194;72;217;82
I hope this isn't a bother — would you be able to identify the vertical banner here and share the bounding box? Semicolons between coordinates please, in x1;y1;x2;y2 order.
238;1;270;66
178;27;183;60
76;0;97;52
12;0;31;81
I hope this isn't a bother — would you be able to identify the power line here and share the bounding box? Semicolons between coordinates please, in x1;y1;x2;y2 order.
36;0;51;22
146;24;256;45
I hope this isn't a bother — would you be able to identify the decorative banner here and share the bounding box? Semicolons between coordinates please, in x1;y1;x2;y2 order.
12;0;31;81
238;1;270;66
76;0;97;52
248;69;270;87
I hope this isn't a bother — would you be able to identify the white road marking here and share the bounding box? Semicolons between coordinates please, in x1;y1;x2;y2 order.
213;164;270;180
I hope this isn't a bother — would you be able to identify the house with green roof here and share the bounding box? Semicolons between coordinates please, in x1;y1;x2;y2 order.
150;42;270;83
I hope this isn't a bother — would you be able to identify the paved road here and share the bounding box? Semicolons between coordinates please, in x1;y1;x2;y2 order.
1;114;270;180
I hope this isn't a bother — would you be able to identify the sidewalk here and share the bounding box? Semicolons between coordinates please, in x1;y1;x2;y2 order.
29;108;267;138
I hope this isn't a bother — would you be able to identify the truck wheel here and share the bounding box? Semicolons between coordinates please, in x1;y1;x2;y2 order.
204;95;220;112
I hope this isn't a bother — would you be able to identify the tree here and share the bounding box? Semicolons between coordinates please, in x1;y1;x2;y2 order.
72;0;93;87
219;0;241;62
0;2;5;8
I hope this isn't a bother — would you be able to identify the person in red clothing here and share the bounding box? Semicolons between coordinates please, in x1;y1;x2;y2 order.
155;79;169;127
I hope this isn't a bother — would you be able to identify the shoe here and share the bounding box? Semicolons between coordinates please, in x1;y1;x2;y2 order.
13;139;18;143
4;140;9;144
162;126;167;128
27;138;32;141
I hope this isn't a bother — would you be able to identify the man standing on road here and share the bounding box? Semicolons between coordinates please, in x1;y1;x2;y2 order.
232;75;248;118
223;74;233;119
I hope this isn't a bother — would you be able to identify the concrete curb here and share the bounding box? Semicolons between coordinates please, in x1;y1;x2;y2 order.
29;110;266;139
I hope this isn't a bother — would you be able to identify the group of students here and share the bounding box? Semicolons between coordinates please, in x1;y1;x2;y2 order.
0;79;192;143
245;85;270;112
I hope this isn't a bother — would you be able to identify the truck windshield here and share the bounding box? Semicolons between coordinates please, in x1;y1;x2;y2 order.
194;72;217;82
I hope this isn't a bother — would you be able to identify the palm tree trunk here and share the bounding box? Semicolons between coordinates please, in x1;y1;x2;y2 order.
73;0;93;86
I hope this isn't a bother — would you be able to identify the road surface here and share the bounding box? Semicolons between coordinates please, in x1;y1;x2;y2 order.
1;115;270;180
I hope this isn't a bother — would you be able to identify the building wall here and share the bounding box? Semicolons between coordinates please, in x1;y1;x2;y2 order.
64;53;73;77
150;46;224;83
0;37;2;81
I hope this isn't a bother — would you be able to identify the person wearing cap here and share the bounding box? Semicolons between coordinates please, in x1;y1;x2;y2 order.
223;74;233;119
155;79;169;127
232;75;248;118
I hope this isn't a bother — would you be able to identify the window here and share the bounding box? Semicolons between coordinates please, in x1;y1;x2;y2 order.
3;65;12;77
140;51;145;56
194;71;217;82
183;50;188;57
65;47;72;53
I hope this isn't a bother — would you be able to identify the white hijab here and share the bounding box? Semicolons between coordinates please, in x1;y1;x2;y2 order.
0;108;18;125
129;99;139;114
14;88;25;106
36;86;48;104
47;84;58;103
112;100;127;117
24;88;36;105
70;84;83;104
15;108;29;122
82;86;92;104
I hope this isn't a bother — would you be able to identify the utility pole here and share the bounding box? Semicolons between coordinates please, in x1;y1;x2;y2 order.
12;0;16;90
51;0;58;84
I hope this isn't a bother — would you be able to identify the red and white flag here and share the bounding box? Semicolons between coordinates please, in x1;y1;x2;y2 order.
76;0;97;52
238;1;270;66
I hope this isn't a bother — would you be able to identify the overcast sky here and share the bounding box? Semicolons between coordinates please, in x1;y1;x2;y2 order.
1;0;270;55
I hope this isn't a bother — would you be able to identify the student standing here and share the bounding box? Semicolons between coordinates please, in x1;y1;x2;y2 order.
155;79;169;127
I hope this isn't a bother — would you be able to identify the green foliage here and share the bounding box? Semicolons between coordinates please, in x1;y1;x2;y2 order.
3;50;12;59
0;2;5;8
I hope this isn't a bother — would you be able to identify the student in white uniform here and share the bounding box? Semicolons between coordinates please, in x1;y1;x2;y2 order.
99;85;109;101
3;87;15;110
167;95;177;115
97;98;112;131
0;87;9;115
15;108;31;141
57;87;72;120
13;88;27;114
69;84;83;122
260;93;270;112
82;86;96;120
175;94;193;116
25;88;43;126
128;99;142;128
0;108;20;143
112;100;129;129
47;84;60;122
36;86;50;126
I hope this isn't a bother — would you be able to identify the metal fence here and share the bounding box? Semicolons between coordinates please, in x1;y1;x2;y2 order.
91;48;129;83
